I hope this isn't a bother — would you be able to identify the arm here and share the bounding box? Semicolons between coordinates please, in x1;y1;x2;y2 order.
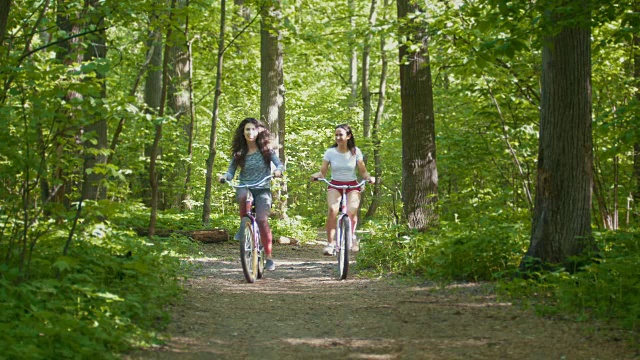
271;151;284;177
311;160;330;180
219;158;238;182
357;159;375;183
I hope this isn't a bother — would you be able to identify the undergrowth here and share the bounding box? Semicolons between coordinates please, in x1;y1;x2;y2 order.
497;230;640;332
0;202;198;359
358;214;640;335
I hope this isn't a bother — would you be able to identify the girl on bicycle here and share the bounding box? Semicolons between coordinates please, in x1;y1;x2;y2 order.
311;124;375;255
220;118;283;271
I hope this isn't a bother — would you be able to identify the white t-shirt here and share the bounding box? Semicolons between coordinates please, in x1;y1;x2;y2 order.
323;147;363;181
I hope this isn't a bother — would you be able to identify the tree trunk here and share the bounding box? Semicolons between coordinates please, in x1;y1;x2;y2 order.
149;0;176;236
524;2;596;264
202;0;226;226
362;0;376;139
183;28;197;211
365;0;389;219
81;0;108;201
260;0;287;219
167;0;192;210
348;0;358;107
397;0;438;230
0;0;10;45
633;29;640;217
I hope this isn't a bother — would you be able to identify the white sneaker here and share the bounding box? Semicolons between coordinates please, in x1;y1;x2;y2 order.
323;244;335;256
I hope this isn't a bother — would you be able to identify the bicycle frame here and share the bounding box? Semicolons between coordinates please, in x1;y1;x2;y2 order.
222;175;272;283
314;178;367;279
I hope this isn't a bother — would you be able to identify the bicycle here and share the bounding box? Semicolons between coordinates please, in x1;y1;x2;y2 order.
313;177;368;280
221;175;272;283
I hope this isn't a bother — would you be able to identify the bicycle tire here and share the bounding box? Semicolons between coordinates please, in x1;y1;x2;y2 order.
239;217;258;283
257;234;265;279
337;215;351;280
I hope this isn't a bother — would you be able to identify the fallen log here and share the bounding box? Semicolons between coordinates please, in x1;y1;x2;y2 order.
135;228;229;243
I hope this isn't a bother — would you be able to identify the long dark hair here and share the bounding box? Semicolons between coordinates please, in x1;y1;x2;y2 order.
331;123;357;155
231;117;273;167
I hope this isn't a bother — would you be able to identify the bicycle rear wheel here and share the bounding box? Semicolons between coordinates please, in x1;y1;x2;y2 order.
337;215;351;280
239;217;258;283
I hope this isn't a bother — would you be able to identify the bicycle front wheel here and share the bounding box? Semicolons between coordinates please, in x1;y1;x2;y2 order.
239;217;258;283
337;215;351;280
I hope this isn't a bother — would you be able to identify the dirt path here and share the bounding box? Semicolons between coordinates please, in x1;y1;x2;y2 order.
126;241;637;360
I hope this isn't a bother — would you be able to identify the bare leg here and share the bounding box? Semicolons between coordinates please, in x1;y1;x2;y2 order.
325;189;341;248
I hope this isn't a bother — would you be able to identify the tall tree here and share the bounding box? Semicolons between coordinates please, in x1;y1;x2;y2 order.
365;0;389;218
348;0;358;107
397;0;438;230
524;0;597;264
149;0;177;236
633;4;640;214
0;0;10;46
362;0;377;139
81;0;108;201
166;0;193;209
202;0;226;226
260;0;286;217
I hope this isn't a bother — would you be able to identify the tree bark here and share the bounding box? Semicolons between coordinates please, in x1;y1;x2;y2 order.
362;0;376;139
365;0;389;219
0;0;10;46
633;29;640;216
202;0;226;226
166;0;192;210
260;0;287;219
397;0;438;230
81;0;108;201
348;0;358;107
149;0;176;236
525;2;596;264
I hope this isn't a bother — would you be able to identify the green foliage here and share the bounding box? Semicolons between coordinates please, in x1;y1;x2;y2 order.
498;230;640;330
270;215;317;244
0;214;196;359
358;211;529;282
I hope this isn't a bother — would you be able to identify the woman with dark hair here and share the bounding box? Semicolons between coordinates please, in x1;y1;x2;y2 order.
220;118;283;271
311;124;375;255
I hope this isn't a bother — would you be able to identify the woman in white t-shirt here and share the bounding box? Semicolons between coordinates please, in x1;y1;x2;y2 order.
311;124;375;255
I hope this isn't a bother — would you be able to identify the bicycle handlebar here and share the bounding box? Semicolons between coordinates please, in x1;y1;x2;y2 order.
220;175;273;189
312;177;368;189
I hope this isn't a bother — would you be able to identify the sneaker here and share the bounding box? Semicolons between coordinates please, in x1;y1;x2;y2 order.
265;259;275;271
323;244;335;256
350;234;359;252
233;228;242;241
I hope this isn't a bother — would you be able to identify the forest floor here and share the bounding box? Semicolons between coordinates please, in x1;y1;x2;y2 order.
125;239;639;360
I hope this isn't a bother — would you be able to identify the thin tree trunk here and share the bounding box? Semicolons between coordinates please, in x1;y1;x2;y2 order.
203;0;226;226
397;0;439;230
183;30;197;211
348;0;358;106
108;41;157;164
0;0;10;45
633;28;640;217
365;0;388;219
149;0;176;236
362;0;376;139
81;0;108;201
485;79;533;210
260;0;286;219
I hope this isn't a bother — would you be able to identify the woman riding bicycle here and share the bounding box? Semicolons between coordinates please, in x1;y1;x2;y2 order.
311;124;375;255
220;118;283;271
